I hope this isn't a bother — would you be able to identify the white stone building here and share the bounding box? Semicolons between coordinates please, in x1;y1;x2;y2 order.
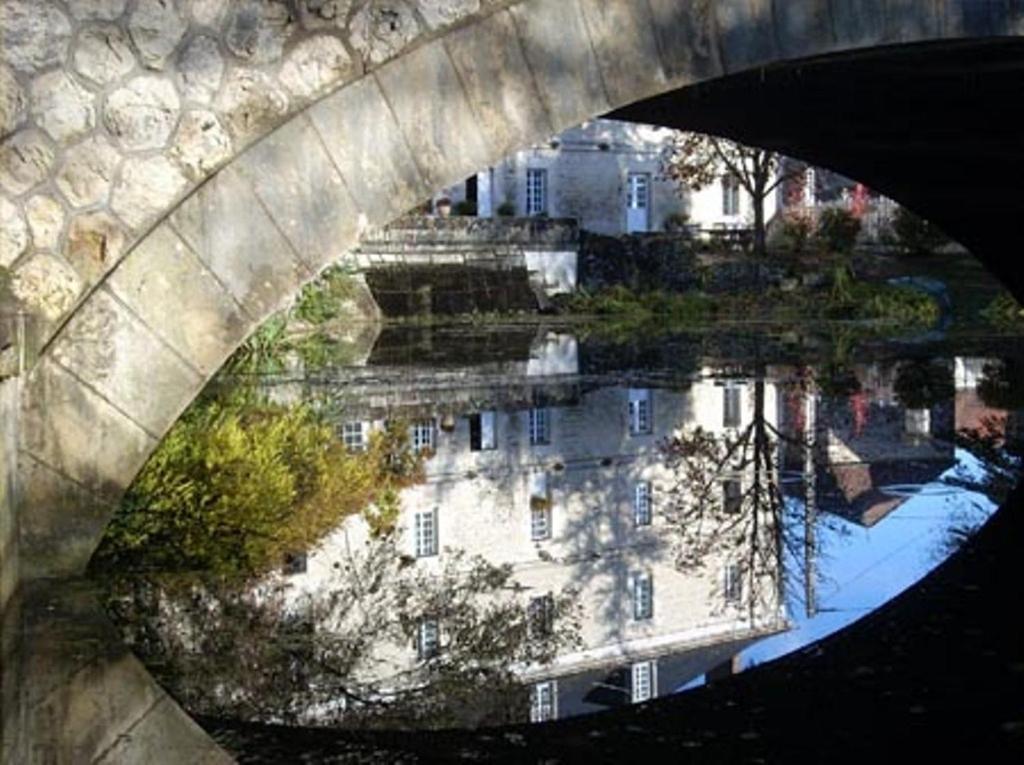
278;363;789;723
443;119;781;236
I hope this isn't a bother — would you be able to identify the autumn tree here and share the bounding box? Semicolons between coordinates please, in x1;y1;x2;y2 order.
662;132;797;257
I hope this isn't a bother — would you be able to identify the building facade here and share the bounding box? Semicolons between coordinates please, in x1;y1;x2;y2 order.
443;119;778;236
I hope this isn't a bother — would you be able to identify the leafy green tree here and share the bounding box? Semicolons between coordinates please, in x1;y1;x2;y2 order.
92;396;423;577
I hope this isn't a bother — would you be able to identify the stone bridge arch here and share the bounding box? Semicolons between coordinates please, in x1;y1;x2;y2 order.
6;0;1023;579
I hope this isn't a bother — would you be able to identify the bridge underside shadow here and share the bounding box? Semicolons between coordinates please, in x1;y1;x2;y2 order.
614;37;1024;299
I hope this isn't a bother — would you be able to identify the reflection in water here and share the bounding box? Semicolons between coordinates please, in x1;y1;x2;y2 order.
101;328;1022;730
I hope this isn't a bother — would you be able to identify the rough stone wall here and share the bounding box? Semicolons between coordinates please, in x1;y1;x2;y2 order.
0;0;504;338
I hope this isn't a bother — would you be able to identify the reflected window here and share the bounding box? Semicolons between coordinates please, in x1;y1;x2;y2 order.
531;504;551;541
632;572;653;620
417;619;439;660
528;594;555;638
530;472;551;540
723;385;742;428
469;411;497;451
724;563;742;605
414;508;438;558
631;660;656;703
633;481;652;527
529;407;550;445
531;680;558;722
628;389;653;435
526;168;548;216
282;551;307;575
723;479;742;514
411;419;436;453
340;421;366;451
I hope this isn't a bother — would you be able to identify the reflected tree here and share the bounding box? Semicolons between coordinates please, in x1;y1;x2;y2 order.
104;534;582;730
659;366;844;620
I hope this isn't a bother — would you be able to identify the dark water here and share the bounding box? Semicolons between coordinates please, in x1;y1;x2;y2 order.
100;324;1024;731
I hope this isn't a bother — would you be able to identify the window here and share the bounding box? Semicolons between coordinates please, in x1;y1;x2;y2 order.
723;479;742;515
631;660;656;703
530;472;551;540
526;168;547;216
531;504;551;541
528;407;550;445
722;174;741;216
282;551;307;575
528;594;555;638
724;563;742;605
411;419;436;453
633;481;652;527
632;572;653;620
417;620;439;660
628;389;653;436
469;411;497;451
414;508;438;558
530;680;558;722
340;421;366;452
723;385;742;428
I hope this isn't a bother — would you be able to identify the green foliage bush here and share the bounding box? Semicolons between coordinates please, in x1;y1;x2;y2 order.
776;212;814;253
565;285;711;323
453;200;477;216
293;266;359;325
981;290;1024;329
890;206;950;255
496;201;515;217
817;208;861;254
92;395;423;577
894;359;954;409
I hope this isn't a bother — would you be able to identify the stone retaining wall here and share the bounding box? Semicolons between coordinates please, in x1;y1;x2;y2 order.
357;216;579;314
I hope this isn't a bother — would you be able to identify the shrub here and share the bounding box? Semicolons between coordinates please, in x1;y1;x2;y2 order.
817;208;861;254
894;359;954;409
453;199;477;216
890;206;950;255
496;201;516;217
293;266;359;325
92;397;423;577
981;290;1024;329
663;211;690;233
776;212;814;253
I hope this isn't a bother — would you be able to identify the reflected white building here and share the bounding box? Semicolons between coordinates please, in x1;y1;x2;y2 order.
281;365;789;722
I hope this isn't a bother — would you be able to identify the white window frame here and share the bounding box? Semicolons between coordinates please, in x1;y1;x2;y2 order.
411;419;436;453
414;508;438;558
633;481;652;527
632;571;653;621
530;680;558;722
340;421;367;452
528;407;550;445
526;168;548;217
631;660;657;703
417;619;439;660
528;594;555;638
724;563;743;605
628;389;653;436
